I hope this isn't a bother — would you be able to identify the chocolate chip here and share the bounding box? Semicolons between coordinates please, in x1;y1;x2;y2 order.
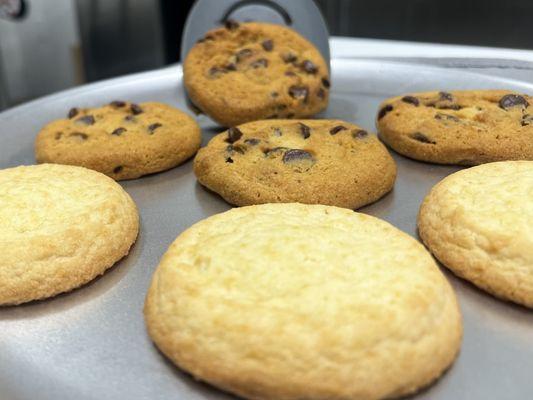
425;96;462;109
130;103;143;115
439;91;454;101
225;157;234;163
250;58;268;68
236;48;253;62
244;138;260;146
262;40;273;51
226;127;243;143
352;130;368;139
438;104;463;110
299;123;311;139
423;92;461;109
410;132;436;144
435;113;460;122
208;66;224;77
377;105;393;120
227;144;245;154
521;114;533;126
282;52;298;63
499;94;529;110
124;115;136;122
264;147;289;156
225;63;237;71
289;85;309;101
55;132;62;140
68;108;79;119
271;92;279;98
300;60;318;74
233;145;246;154
111;127;126;136
209;63;237;75
401;96;419;106
321;77;330;88
317;88;326;99
110;100;126;108
330;125;347;135
285;71;296;77
75;115;95;125
282;149;314;163
148;123;162;133
224;19;239;30
113;166;123;174
70;132;88;140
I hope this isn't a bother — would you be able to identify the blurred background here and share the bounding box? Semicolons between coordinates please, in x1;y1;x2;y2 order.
1;0;533;110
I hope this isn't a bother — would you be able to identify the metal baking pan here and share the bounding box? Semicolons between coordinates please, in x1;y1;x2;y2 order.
1;41;533;400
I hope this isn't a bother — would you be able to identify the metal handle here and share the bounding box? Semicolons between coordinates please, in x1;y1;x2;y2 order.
0;0;26;21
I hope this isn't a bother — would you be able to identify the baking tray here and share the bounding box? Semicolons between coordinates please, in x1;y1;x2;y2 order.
1;55;533;400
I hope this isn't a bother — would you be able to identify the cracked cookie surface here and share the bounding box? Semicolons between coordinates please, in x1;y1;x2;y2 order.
376;90;533;165
144;203;462;400
184;21;329;127
194;119;396;209
0;164;139;305
418;161;533;307
35;101;201;180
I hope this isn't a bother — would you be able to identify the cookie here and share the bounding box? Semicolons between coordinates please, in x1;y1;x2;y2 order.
419;161;533;307
376;90;533;165
194;119;396;209
35;101;201;180
145;203;462;400
0;164;139;305
184;21;329;127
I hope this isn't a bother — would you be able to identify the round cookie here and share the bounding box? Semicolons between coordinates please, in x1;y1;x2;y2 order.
419;161;533;308
0;164;139;305
376;90;533;165
184;21;329;127
35;101;201;180
144;203;462;400
194;119;396;209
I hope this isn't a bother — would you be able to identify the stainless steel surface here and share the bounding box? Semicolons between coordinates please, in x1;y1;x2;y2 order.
0;48;8;110
316;0;533;51
0;0;81;108
1;57;533;400
76;0;164;82
180;0;330;68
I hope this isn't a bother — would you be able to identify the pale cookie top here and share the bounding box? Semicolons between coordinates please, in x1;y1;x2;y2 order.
194;119;396;209
377;90;533;165
145;203;462;400
35;101;201;180
0;164;139;305
184;21;329;126
418;161;533;307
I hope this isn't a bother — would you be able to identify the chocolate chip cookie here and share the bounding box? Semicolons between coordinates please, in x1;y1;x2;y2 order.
193;119;396;209
377;90;533;165
184;21;329;127
0;164;139;305
35;101;201;180
145;203;462;400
